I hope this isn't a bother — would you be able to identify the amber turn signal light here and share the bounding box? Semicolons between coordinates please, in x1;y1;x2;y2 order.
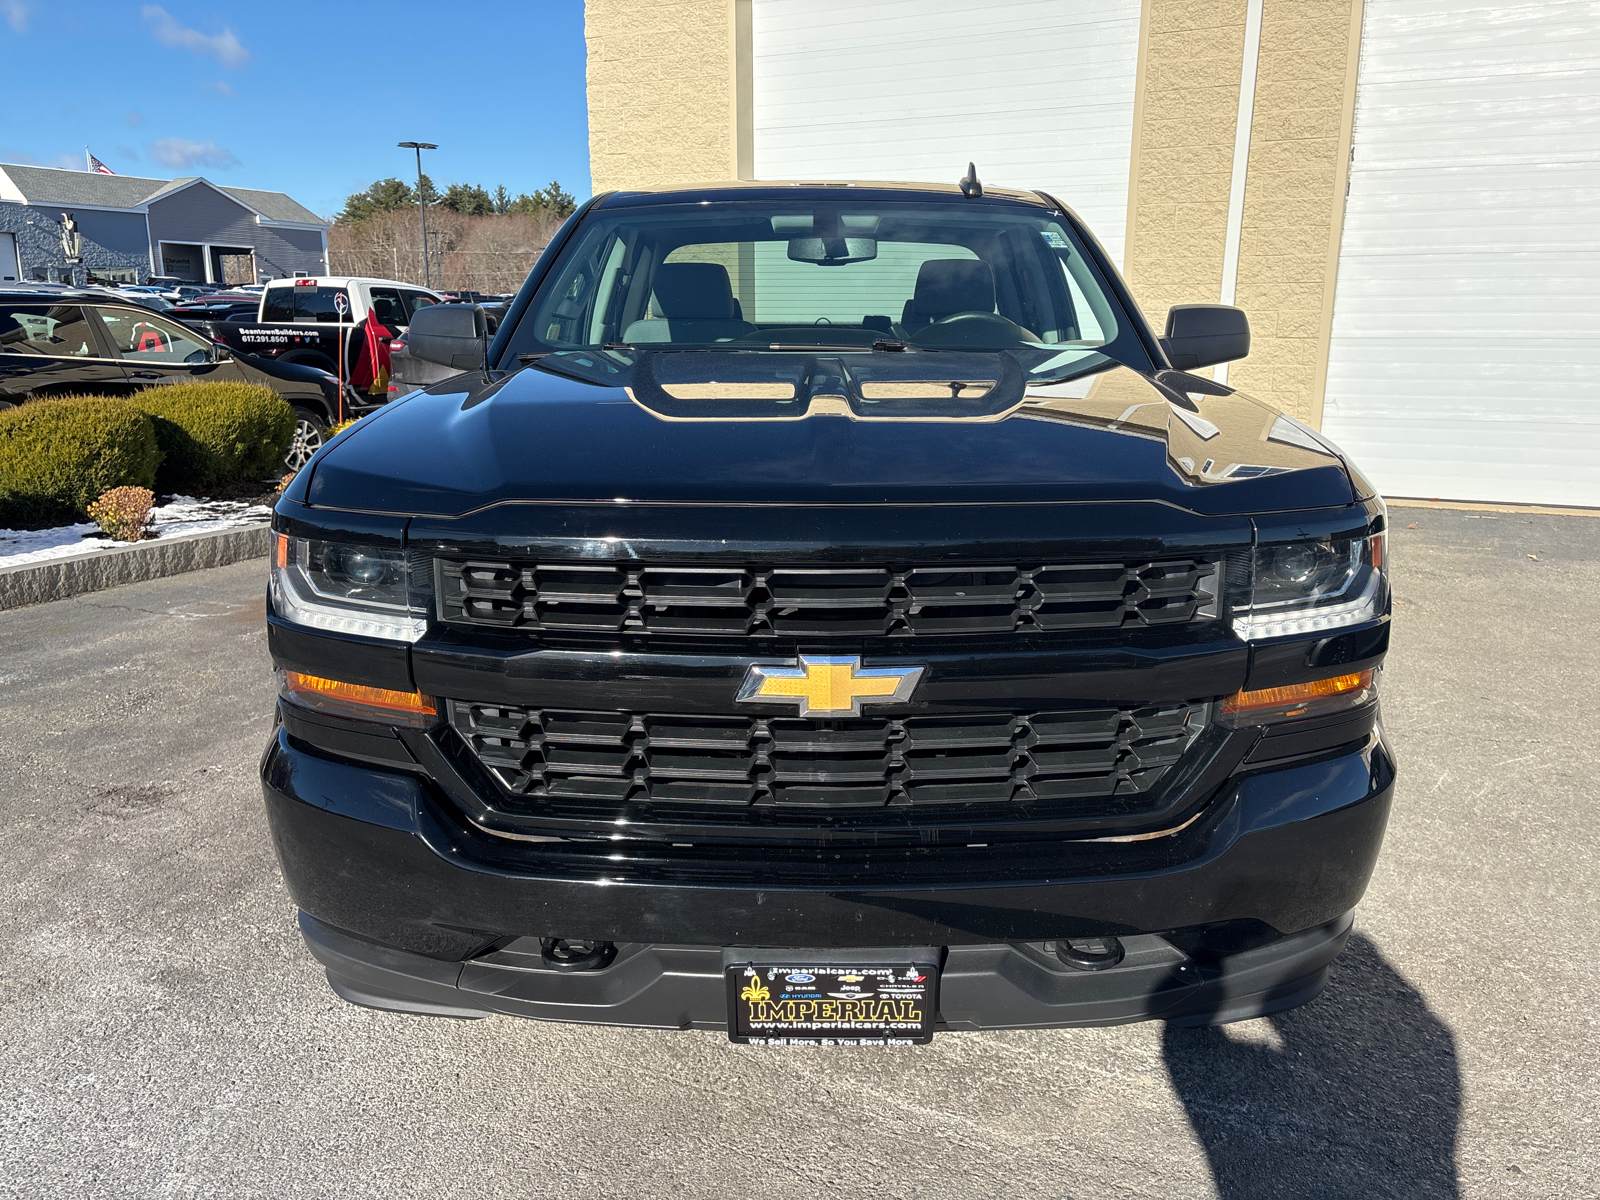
280;670;438;726
1222;669;1375;723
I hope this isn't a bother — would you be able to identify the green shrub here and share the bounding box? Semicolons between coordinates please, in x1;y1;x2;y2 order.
132;382;295;492
0;397;162;527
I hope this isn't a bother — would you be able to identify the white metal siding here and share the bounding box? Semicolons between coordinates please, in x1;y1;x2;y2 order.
1323;0;1600;506
751;0;1142;266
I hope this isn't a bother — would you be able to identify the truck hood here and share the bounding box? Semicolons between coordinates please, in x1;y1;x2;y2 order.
302;355;1360;518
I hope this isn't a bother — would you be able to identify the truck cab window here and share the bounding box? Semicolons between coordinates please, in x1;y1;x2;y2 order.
261;288;294;322
293;288;351;324
368;288;407;328
399;291;438;321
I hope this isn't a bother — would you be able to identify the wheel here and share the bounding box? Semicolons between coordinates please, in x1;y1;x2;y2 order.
285;407;328;471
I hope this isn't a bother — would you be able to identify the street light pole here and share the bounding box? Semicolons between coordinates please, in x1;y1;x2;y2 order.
397;141;437;288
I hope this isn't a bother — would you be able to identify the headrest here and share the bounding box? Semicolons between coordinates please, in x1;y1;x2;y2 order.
652;263;736;320
912;259;995;320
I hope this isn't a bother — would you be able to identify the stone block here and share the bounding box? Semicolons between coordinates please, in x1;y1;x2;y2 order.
1150;141;1238;177
1252;106;1343;142
1256;48;1348;92
1241;192;1335;229
1258;14;1354;57
1234;278;1324;312
1148;0;1248;37
1247;135;1338;176
1244;219;1332;259
1274;308;1324;339
0;526;273;611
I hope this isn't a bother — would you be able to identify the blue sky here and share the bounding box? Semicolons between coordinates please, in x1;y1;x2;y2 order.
0;1;591;218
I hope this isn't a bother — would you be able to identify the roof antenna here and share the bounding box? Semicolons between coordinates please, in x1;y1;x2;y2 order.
959;162;983;198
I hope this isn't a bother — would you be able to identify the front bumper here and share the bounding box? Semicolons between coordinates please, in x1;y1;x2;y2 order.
260;726;1394;1030
305;909;1354;1030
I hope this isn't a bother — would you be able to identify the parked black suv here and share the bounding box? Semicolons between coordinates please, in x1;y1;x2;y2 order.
0;290;366;470
263;180;1393;1044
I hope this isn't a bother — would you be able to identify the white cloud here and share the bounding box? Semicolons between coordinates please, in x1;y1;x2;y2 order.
207;80;234;99
1;0;31;33
146;138;239;170
140;5;249;67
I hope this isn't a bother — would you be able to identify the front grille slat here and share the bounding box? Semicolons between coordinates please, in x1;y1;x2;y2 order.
438;557;1218;639
448;700;1205;817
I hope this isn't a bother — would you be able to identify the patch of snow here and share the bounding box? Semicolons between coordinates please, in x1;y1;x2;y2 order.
0;495;272;570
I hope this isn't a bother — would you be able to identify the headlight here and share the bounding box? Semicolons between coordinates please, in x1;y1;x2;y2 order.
270;534;430;642
1231;530;1387;640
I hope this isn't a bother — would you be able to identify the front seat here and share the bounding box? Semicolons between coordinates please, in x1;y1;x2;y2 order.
623;263;755;344
899;259;997;333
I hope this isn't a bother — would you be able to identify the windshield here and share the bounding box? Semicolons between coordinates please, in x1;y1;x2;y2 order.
508;198;1146;382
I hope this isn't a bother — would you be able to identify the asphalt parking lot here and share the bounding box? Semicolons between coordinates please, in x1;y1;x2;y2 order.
1;507;1596;1199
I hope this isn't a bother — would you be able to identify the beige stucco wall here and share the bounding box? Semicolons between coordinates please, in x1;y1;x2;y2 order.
1121;0;1249;329
586;0;749;192
1225;1;1363;425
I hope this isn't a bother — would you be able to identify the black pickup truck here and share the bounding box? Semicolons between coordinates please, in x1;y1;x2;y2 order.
263;179;1393;1044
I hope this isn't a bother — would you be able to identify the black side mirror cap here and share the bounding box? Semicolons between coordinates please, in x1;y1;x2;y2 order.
1160;304;1250;371
405;303;489;371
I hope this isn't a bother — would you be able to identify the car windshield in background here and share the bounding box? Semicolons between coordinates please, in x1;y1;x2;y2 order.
510;198;1147;384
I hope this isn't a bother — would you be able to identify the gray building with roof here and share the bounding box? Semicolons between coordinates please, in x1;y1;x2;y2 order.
0;164;329;287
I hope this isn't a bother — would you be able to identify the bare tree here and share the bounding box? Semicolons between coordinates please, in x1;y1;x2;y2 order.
327;209;563;293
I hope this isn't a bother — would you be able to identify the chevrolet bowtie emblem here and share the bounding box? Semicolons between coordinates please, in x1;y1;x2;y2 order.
736;655;924;716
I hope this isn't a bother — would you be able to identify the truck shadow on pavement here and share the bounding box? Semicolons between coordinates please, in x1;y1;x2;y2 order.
1161;934;1460;1199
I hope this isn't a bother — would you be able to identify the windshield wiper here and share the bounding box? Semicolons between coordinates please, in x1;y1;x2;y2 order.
758;340;926;352
596;340;931;353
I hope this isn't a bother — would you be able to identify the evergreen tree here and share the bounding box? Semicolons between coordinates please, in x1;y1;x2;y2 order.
338;177;413;223
509;181;577;219
440;183;494;216
492;184;512;215
338;174;440;223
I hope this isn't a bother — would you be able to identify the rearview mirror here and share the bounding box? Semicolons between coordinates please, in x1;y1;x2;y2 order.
1161;304;1250;371
787;237;877;265
405;303;489;370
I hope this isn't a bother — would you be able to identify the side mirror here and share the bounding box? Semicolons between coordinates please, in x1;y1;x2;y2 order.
212;343;232;362
405;303;489;370
1161;304;1249;371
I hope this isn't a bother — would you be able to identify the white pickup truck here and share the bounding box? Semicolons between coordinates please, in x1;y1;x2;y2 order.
194;276;446;376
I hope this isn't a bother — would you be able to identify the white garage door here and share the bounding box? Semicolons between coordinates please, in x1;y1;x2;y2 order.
1323;0;1600;506
751;0;1142;266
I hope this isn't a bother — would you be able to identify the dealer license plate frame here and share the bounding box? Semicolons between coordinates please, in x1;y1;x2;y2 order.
726;961;938;1046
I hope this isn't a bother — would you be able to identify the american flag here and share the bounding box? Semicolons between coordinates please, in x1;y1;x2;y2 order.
87;153;115;176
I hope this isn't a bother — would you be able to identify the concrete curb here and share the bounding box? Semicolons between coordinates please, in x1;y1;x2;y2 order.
0;524;271;611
